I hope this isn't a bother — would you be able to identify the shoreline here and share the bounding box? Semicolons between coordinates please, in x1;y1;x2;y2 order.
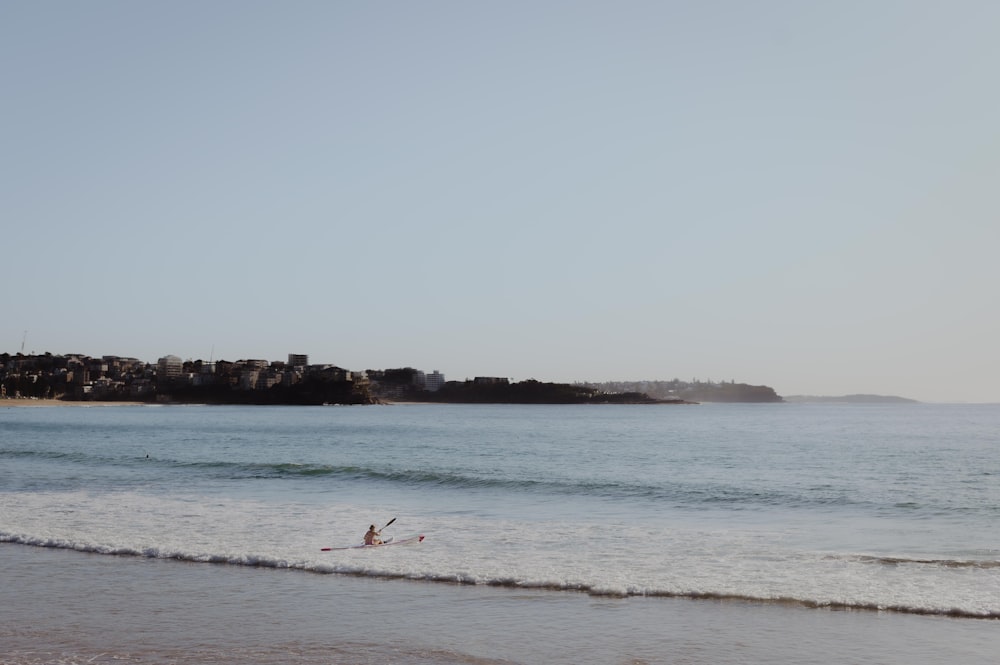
1;397;696;408
4;542;998;665
0;398;148;408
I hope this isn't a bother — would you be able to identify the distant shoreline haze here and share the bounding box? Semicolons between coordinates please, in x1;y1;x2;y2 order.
782;394;919;404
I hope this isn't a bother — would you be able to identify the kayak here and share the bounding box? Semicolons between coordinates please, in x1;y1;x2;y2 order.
320;534;425;551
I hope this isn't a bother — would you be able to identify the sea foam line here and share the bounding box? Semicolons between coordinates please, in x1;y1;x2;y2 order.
832;554;1000;569
3;533;997;621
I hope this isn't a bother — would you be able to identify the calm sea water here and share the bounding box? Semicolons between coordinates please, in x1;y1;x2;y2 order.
2;402;999;663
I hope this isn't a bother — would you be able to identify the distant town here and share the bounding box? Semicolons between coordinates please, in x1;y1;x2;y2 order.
0;351;784;405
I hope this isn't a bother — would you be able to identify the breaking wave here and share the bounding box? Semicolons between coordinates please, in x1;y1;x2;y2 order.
3;535;997;621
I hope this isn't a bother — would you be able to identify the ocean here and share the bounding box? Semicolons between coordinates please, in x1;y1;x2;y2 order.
2;402;998;664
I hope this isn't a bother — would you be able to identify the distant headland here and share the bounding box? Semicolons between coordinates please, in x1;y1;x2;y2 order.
782;394;919;404
1;351;783;405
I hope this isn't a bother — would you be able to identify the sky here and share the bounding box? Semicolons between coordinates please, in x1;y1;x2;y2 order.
3;1;999;403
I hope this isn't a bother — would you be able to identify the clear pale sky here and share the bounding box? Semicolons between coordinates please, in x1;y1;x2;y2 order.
4;1;999;402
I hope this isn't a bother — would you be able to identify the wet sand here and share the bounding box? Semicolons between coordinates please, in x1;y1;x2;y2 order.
2;543;997;665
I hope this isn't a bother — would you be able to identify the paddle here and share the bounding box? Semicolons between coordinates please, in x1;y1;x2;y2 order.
373;517;396;545
320;517;396;551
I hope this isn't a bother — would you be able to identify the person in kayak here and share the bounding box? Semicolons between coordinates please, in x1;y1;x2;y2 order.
363;524;383;546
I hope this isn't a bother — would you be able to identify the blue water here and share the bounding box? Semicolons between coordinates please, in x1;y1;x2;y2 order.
2;402;999;619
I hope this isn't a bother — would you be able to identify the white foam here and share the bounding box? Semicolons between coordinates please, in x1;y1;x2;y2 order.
2;488;997;618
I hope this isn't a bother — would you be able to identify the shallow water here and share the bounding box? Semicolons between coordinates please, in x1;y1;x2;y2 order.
3;544;998;665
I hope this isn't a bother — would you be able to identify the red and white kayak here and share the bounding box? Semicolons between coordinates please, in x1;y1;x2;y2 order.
320;534;425;551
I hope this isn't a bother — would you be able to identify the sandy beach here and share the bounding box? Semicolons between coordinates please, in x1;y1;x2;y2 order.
0;398;148;407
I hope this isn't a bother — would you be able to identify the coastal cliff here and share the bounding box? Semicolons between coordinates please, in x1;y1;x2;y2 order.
408;379;694;405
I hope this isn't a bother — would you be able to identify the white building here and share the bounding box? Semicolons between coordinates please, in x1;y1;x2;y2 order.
425;370;445;392
157;355;183;380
